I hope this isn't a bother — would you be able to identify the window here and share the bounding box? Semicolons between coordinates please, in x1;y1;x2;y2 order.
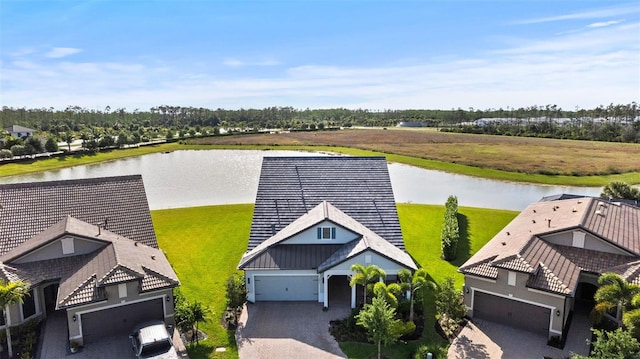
508;271;516;286
317;227;336;240
61;237;75;254
118;283;127;298
22;290;36;319
572;231;585;248
365;254;372;264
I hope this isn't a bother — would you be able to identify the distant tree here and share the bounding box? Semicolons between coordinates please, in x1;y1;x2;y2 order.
398;268;436;322
45;137;58;152
0;280;30;358
350;264;386;305
356;296;401;359
572;328;640;359
10;144;26;157
25;137;43;153
601;181;640;201
63;132;74;151
0;149;12;159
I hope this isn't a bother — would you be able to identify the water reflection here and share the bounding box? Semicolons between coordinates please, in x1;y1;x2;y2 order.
0;150;601;210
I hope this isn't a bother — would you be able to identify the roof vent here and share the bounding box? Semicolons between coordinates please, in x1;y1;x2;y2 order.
533;209;536;213
532;219;536;223
546;218;551;228
501;242;506;246
506;232;510;236
572;208;577;213
598;202;606;208
134;242;138;246
577;200;582;204
151;255;156;260
596;210;604;216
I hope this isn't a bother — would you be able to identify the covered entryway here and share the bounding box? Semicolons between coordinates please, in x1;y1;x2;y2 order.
81;298;164;344
327;275;351;307
474;291;550;336
254;275;318;301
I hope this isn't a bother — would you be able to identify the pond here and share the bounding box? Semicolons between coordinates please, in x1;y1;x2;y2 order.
0;150;601;211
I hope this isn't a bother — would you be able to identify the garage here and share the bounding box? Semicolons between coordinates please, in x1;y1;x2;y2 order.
473;291;550;336
81;298;164;344
255;275;318;301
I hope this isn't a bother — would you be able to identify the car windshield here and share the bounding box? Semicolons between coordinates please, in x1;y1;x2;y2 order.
140;339;171;357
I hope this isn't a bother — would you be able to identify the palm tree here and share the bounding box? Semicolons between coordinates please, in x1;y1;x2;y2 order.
398;268;436;322
373;282;402;308
349;264;386;305
188;300;210;345
593;273;640;325
0;280;30;358
601;181;640;201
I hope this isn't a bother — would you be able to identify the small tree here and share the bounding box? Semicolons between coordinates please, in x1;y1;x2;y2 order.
355;296;401;359
226;273;247;311
350;264;386;305
45;137;58;152
188;300;210;345
435;277;466;338
593;273;640;325
572;327;640;359
373;282;402;308
441;195;460;260
0;280;30;358
63;132;74;152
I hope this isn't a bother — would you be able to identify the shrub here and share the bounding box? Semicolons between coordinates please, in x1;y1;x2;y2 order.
225;273;247;311
0;149;12;158
441;195;460;260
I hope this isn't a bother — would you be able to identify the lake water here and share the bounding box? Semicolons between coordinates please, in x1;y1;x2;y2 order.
0;150;601;211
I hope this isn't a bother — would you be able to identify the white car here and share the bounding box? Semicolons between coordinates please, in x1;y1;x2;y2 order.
130;321;179;359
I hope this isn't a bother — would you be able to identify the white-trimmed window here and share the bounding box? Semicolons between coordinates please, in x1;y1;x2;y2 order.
61;237;75;254
508;271;517;286
365;254;372;264
118;283;127;298
317;227;336;240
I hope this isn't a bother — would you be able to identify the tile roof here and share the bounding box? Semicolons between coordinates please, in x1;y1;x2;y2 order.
1;215;179;308
460;197;640;296
240;200;416;272
248;156;404;250
0;175;157;255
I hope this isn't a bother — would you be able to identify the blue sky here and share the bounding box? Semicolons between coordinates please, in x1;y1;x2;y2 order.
1;1;638;111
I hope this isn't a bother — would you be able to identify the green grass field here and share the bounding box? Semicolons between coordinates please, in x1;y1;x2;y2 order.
152;203;517;359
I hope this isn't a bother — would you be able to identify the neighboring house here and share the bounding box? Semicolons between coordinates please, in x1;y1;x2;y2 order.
459;196;640;341
5;125;36;138
0;175;180;347
238;156;417;308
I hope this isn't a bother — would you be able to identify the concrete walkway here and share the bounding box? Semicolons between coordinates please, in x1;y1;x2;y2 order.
448;308;592;359
236;302;350;359
38;310;189;359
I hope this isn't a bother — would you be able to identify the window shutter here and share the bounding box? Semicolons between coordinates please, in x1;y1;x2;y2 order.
331;227;336;239
317;227;322;239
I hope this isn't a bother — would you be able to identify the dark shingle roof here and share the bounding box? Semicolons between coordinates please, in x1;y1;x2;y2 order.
248;156;403;250
0;175;157;255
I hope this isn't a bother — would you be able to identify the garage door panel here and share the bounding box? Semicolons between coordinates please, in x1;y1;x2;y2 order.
474;291;550;336
82;298;164;344
255;276;318;301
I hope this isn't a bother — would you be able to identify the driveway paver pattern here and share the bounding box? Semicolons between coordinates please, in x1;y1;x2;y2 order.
236;302;350;359
448;309;592;359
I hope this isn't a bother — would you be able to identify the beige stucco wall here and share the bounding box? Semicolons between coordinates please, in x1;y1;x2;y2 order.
543;230;631;255
464;269;567;339
67;282;174;345
15;235;105;263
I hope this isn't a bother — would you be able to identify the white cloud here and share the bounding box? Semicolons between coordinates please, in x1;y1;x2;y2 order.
223;58;280;67
516;4;638;24
587;20;622;28
45;47;82;58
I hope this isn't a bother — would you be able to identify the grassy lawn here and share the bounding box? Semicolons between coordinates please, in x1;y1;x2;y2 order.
152;203;518;359
152;204;254;359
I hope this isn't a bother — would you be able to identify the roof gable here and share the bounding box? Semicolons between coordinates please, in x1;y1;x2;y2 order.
248;156;404;250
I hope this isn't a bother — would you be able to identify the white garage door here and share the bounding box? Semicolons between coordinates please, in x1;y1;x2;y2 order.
255;275;318;301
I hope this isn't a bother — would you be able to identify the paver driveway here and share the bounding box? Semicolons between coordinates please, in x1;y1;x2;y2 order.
236;302;350;359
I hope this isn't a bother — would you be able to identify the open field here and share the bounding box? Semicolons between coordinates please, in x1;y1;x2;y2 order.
189;128;640;185
152;203;518;359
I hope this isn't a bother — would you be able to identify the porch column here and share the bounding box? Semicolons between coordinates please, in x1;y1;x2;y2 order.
323;273;329;307
351;281;356;308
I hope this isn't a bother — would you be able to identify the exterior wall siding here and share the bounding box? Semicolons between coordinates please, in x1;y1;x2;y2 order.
542;230;631;255
327;250;406;272
282;220;358;245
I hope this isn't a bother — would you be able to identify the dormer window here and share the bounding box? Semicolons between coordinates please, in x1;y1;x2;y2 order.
317;227;336;240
